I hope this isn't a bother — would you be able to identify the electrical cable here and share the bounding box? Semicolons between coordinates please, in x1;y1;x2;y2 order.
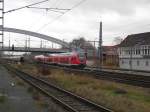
4;0;49;14
27;7;71;11
27;6;70;14
49;0;63;8
37;0;88;31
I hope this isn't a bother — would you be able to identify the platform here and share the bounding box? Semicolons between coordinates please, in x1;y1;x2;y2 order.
0;65;38;112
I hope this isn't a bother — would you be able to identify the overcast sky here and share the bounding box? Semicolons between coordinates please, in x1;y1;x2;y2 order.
4;0;150;46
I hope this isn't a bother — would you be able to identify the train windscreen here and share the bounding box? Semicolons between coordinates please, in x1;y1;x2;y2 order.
78;52;86;60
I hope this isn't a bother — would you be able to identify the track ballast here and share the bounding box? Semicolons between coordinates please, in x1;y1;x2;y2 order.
38;62;150;88
4;64;113;112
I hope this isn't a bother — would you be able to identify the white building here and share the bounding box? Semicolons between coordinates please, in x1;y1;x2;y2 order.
118;32;150;71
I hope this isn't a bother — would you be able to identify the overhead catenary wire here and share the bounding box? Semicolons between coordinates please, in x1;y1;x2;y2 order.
52;0;64;8
48;0;60;8
4;0;49;14
37;0;88;31
45;9;65;14
29;0;68;29
27;6;71;14
27;7;71;11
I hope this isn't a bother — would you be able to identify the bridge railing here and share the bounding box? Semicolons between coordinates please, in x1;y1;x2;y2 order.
0;46;69;53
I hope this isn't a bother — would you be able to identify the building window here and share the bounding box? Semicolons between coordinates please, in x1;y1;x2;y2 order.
129;51;131;55
145;49;148;55
121;60;124;64
136;49;140;55
146;61;149;66
132;50;135;55
137;60;140;66
148;49;150;55
137;50;141;54
142;49;144;55
129;60;131;65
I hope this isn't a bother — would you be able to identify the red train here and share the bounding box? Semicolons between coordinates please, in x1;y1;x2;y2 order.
34;51;87;68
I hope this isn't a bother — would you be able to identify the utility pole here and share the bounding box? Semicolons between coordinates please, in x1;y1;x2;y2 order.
9;33;10;49
52;42;53;49
25;37;27;49
93;41;96;64
0;0;48;50
40;40;43;48
99;22;103;69
28;36;30;48
44;40;46;48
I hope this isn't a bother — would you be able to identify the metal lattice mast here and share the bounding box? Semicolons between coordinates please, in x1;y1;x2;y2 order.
0;0;49;49
0;0;4;48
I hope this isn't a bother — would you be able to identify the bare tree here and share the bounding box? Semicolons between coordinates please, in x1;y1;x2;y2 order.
70;37;94;49
113;37;123;45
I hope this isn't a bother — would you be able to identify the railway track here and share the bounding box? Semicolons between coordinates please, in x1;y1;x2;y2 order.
88;70;150;88
2;59;150;88
38;63;150;88
4;64;113;112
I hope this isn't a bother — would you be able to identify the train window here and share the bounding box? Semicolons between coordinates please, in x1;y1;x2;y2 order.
78;52;85;58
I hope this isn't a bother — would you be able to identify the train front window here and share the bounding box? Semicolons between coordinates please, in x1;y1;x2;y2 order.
78;53;85;59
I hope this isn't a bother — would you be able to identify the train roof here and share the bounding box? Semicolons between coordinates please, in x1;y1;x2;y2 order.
35;51;85;58
48;52;77;57
34;55;45;58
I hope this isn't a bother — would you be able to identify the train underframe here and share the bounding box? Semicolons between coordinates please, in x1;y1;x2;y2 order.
36;61;86;69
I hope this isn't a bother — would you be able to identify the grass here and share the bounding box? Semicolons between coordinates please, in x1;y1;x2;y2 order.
27;87;34;93
0;93;7;103
27;87;40;100
47;69;150;112
27;87;50;111
13;63;150;112
37;101;49;109
16;78;25;86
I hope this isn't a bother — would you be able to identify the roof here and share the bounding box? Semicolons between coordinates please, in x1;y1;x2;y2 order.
102;46;118;55
102;46;118;52
119;32;150;47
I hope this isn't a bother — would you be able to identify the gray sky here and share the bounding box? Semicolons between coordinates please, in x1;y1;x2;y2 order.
4;0;150;46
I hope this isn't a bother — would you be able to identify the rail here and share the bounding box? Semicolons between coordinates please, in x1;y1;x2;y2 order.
38;63;150;88
4;64;113;112
2;59;150;88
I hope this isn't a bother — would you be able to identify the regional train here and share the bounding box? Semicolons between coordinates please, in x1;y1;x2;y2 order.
34;51;87;68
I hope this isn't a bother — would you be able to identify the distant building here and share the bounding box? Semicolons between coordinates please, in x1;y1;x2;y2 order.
73;40;119;67
102;46;119;66
118;32;150;71
84;45;119;67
